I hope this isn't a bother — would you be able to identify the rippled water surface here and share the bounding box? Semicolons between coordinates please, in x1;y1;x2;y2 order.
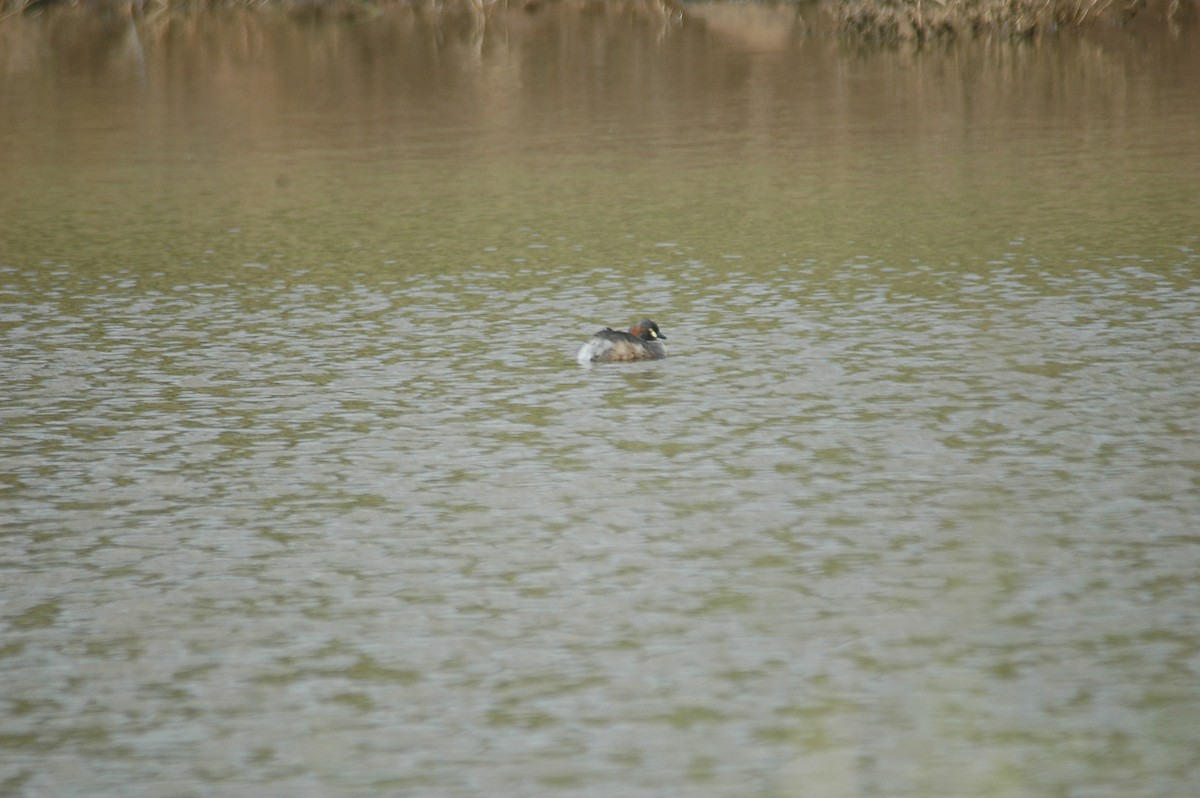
2;5;1200;797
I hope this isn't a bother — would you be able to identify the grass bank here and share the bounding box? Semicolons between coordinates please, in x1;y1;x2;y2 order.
1;0;1196;40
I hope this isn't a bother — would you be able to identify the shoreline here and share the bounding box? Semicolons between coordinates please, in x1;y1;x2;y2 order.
1;0;1196;41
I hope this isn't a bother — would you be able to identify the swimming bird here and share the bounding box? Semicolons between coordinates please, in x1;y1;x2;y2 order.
577;318;667;365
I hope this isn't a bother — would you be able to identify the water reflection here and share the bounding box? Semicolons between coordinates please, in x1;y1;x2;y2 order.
2;5;1200;798
4;5;1198;271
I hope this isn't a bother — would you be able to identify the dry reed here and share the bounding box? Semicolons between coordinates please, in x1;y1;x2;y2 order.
831;0;1159;40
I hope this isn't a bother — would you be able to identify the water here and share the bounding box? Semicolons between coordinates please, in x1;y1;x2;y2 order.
2;5;1199;796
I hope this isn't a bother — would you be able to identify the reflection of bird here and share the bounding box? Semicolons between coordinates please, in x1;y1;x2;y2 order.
577;319;668;365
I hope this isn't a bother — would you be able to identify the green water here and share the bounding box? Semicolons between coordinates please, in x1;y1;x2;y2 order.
2;5;1199;797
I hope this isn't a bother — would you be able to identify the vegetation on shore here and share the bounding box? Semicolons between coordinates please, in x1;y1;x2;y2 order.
833;0;1189;40
0;0;1194;41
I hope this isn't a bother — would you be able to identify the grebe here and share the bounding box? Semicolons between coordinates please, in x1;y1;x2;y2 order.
577;319;667;365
